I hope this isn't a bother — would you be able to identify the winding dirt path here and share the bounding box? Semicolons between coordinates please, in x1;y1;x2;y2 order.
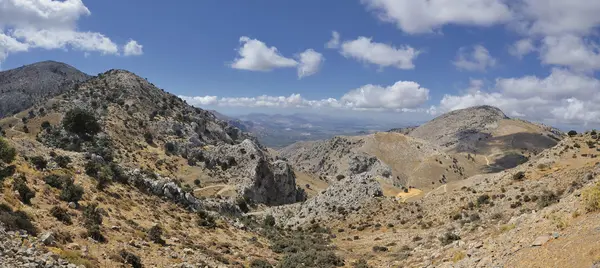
424;184;447;199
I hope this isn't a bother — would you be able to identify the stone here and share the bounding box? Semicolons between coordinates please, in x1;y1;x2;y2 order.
531;235;551;247
39;232;55;246
66;243;81;250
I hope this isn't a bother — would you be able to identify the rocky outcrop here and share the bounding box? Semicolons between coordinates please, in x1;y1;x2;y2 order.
195;139;306;205
270;173;383;228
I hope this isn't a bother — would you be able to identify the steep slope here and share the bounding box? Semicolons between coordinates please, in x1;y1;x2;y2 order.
0;61;90;118
0;69;311;267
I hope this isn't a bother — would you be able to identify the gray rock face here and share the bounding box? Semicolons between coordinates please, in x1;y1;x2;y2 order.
409;105;508;150
198;139;306;205
270;173;383;227
0;61;90;118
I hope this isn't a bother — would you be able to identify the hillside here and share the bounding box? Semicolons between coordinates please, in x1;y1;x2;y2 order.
0;68;313;267
0;61;90;118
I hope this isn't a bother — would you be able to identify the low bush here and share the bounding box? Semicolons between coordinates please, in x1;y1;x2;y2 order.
263;215;276;227
50;206;72;225
250;259;273;268
119;250;142;268
44;174;68;189
439;232;461;246
147;225;165;245
0;204;37;235
13;177;35;205
60;179;84;203
537;190;559;209
83;203;104;242
29;156;47;170
54;155;71;168
198;210;216;229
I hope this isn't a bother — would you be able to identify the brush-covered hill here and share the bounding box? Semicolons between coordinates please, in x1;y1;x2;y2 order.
0;61;90;118
0;67;318;267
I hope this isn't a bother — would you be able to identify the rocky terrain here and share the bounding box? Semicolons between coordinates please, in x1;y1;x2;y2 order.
0;61;90;118
1;61;600;268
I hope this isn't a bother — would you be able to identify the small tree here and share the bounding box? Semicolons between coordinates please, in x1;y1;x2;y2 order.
60;179;84;203
147;225;165;245
29;156;47;170
83;203;104;241
54;155;71;168
263;215;276;227
13;177;35;205
50;206;72;225
143;132;153;144
568;130;578;137
62;108;101;138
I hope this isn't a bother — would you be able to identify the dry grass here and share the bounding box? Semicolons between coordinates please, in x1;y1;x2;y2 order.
582;182;600;212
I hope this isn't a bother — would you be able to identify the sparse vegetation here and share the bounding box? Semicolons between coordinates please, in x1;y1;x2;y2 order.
197;210;216;229
148;224;165;245
439;232;461;246
13;177;35;205
83;203;104;242
60;179;84;203
29;155;47;170
119;250;142;268
50;206;72;225
0;203;37;235
582;182;600;212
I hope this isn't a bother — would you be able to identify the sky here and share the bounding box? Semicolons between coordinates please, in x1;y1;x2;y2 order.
1;0;600;130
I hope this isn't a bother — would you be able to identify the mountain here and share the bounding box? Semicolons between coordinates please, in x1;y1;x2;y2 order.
280;106;564;191
0;61;90;118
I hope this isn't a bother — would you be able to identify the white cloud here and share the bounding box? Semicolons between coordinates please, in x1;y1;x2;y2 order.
325;31;340;49
361;0;512;34
230;36;298;71
0;0;140;63
180;80;429;111
509;38;536;58
453;45;496;72
515;0;600;37
297;49;324;78
435;68;600;125
0;32;29;65
340;36;420;70
230;36;323;78
340;81;429;110
123;39;143;56
540;35;600;72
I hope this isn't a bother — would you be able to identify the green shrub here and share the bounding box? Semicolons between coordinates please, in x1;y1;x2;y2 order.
119;250;142;268
62;108;101;138
60;179;84;203
83;203;104;241
50;206;72;225
263;215;276;227
0;204;37;235
513;171;525;181
29;156;47;170
164;142;176;154
537;190;559;209
236;197;249;213
41;121;51;129
44;174;68;189
0;138;16;164
96;166;113;191
54;155;71;168
352;259;371;268
198;210;216;228
568;130;578;137
143;132;153;144
13;177;35;205
193;179;201;186
148;225;165;245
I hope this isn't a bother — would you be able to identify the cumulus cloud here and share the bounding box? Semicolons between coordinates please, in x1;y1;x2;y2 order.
509;38;536;58
361;0;512;34
123;40;143;56
180;80;430;111
340;36;420;70
325;31;340;49
453;45;496;72
0;0;141;64
435;68;600;125
297;49;324;78
540;35;600;72
230;36;323;78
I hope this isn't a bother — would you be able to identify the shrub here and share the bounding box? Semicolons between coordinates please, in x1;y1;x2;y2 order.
96;166;113;191
0;204;37;235
236;197;249;213
41;121;51;129
568;130;578;137
513;171;525;181
119;250;142;268
352;259;371;268
582;182;600;212
372;246;388;252
439;232;461;246
193;179;201;186
537;190;559;208
29;156;47;170
148;225;165;245
54;155;71;168
263;215;276;227
50;206;72;225
83;203;104;241
84;161;101;177
477;194;490;205
62;108;101;138
143;132;153;144
60;179;84;203
44;174;68;189
0;137;16;180
336;174;345;181
13;177;35;205
164;142;176;154
250;259;273;268
198;210;216;229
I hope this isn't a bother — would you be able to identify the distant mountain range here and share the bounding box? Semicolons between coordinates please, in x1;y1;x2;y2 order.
210;110;411;148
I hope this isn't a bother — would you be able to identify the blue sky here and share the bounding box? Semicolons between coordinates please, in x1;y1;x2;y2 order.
1;0;600;129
